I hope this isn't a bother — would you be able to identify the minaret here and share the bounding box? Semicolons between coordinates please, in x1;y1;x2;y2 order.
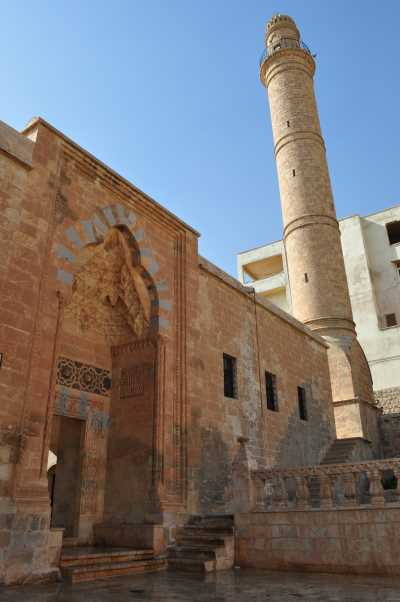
260;14;380;451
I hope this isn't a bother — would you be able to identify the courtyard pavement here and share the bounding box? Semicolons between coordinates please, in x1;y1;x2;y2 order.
1;569;400;601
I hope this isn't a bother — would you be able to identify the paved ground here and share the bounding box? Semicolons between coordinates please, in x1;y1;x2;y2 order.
1;569;400;601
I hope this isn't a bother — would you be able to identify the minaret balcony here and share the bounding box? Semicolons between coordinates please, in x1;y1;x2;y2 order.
259;39;312;67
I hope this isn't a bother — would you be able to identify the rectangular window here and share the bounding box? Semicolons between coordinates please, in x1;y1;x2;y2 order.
298;386;308;421
265;371;278;411
386;221;400;245
385;313;398;328
223;354;237;398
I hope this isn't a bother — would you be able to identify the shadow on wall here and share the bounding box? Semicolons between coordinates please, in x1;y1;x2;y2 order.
272;383;334;468
360;217;399;321
198;426;231;514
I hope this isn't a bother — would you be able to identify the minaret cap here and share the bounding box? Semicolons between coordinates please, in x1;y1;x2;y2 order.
267;14;296;29
265;14;300;44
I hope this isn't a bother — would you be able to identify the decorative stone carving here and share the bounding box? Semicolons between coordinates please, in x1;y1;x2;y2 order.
57;357;111;396
63;227;150;343
120;364;153;398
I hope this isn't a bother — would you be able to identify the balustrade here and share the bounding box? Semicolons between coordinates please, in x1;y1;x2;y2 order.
251;458;400;512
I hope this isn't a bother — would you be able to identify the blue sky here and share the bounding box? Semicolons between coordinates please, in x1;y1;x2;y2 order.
1;1;399;275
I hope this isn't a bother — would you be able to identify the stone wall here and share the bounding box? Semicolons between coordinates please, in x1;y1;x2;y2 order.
0;115;337;582
0;117;197;582
186;258;335;514
376;386;400;458
236;507;400;575
375;387;400;414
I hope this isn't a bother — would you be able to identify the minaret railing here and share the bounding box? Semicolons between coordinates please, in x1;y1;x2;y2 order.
259;39;312;66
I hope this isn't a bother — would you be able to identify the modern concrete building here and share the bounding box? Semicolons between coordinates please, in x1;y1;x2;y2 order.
237;205;400;403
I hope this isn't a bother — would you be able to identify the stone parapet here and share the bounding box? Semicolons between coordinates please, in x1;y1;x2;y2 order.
249;458;400;512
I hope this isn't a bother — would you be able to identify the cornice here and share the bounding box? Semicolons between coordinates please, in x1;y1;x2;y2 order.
199;255;328;348
21;117;200;238
260;49;315;87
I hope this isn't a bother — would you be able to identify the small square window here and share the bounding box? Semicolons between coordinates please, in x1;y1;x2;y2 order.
385;313;397;328
298;386;308;421
265;371;278;411
223;354;237;399
386;221;400;245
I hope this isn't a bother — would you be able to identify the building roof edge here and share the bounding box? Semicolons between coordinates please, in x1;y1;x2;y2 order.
21;116;201;237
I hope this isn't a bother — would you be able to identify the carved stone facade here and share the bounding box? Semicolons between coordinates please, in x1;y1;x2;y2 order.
0;115;338;583
0;14;395;584
63;227;150;344
57;357;111;396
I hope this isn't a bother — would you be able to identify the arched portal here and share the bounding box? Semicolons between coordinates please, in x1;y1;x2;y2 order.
49;223;165;542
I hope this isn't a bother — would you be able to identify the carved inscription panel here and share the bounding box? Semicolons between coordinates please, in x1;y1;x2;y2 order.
120;363;153;398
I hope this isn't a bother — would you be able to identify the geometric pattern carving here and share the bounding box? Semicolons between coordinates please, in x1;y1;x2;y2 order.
120;364;152;398
57;356;111;396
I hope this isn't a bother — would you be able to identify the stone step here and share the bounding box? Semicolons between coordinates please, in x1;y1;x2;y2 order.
62;537;79;548
188;515;234;530
176;526;234;540
169;515;234;574
189;513;234;522
176;536;227;548
168;557;215;573
323;452;357;460
321;438;370;465
170;544;225;561
61;547;154;568
323;457;352;465
62;557;166;583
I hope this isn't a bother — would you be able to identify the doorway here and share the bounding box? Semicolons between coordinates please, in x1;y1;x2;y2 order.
47;415;84;538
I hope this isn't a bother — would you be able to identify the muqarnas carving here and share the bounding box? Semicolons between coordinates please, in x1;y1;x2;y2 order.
63;227;153;344
57;357;111;396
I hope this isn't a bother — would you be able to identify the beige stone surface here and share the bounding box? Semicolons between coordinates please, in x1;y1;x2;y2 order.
0;120;34;168
236;507;400;575
0;113;337;583
260;14;377;443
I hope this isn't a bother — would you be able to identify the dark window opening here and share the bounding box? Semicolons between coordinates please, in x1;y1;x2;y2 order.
265;371;278;411
304;273;309;283
298;386;308;421
223;354;237;398
381;469;398;491
385;313;398;328
287;120;290;128
386;221;400;245
292;169;296;177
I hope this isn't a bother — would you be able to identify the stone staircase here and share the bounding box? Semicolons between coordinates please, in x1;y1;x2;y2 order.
321;437;374;465
168;515;234;573
308;475;320;507
60;546;166;583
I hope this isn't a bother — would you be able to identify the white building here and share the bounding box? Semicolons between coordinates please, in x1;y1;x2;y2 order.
237;205;400;399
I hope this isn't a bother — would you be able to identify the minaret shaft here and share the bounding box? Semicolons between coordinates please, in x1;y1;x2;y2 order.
260;14;381;452
261;16;353;336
